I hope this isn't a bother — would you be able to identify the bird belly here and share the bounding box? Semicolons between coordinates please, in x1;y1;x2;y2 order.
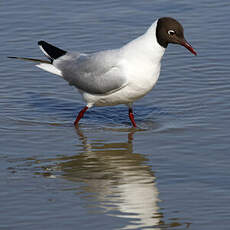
81;67;160;107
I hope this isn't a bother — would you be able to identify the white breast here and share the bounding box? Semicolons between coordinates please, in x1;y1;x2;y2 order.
81;60;161;107
81;20;165;107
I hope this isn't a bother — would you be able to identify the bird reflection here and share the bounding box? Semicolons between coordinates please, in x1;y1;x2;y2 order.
55;127;162;229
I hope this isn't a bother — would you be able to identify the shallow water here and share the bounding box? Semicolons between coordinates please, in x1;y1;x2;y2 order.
1;0;230;229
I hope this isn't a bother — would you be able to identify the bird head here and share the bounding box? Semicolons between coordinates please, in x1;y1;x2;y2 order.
156;17;197;55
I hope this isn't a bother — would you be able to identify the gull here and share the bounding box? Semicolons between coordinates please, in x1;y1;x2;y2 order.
9;17;196;127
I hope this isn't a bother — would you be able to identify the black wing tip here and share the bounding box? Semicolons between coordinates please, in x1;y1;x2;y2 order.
37;40;67;60
8;56;17;59
38;40;45;46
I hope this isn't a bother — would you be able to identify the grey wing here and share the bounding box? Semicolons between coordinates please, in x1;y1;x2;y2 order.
54;51;127;95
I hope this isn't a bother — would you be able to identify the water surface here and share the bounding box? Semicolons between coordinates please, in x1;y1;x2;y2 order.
1;1;230;229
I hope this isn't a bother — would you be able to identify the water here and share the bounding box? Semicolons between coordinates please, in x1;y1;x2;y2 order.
1;0;230;229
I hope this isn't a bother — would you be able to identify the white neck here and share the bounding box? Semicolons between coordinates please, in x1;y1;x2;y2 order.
122;19;165;64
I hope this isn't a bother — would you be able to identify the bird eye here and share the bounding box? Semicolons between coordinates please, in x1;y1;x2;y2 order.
168;30;175;35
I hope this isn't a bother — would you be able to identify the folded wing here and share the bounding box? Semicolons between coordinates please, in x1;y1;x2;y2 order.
54;50;127;95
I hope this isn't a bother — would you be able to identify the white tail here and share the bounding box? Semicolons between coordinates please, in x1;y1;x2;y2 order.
36;63;62;76
9;41;67;77
8;56;62;77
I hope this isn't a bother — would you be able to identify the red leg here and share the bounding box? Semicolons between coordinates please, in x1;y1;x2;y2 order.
129;108;137;127
74;106;88;127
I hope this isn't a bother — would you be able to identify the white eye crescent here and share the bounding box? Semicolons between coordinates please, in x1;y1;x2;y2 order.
168;30;175;35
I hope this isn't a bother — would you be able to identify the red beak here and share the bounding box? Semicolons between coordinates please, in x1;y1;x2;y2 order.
181;39;197;56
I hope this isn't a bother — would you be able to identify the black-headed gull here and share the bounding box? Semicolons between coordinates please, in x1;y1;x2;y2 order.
9;17;196;127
